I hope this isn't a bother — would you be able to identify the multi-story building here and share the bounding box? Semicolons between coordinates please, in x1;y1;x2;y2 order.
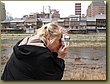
75;3;81;17
68;15;80;33
86;16;96;33
1;3;106;33
1;2;6;21
63;17;69;29
80;14;87;33
35;12;50;19
87;1;106;17
86;13;106;33
96;14;106;32
51;9;60;18
57;19;64;27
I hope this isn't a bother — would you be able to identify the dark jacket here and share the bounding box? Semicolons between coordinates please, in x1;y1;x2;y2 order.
1;39;65;80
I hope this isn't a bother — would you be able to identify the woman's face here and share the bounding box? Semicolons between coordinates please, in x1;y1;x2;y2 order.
48;36;62;52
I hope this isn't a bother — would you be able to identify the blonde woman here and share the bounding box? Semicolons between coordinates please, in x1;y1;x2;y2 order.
1;22;69;80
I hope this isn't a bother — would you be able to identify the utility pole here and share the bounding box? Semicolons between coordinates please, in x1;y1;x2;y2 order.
43;5;45;18
49;6;52;19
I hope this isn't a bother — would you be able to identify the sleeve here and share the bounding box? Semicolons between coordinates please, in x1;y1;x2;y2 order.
52;52;65;71
34;52;65;80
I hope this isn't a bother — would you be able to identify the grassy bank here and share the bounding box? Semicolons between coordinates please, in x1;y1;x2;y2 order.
62;68;106;80
1;33;33;36
1;33;106;47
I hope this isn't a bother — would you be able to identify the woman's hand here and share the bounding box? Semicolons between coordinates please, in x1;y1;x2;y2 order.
57;42;69;59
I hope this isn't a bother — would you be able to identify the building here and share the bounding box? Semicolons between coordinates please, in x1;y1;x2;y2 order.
41;18;52;25
60;17;69;29
1;18;25;33
22;15;28;19
69;15;80;29
86;16;96;33
68;15;80;33
80;14;87;33
1;20;11;28
75;3;81;17
10;18;25;29
87;1;106;17
51;9;60;18
1;2;6;21
37;12;50;19
95;14;106;32
86;13;106;33
57;19;64;27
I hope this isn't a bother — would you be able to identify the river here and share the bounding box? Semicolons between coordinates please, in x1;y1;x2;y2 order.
1;39;106;80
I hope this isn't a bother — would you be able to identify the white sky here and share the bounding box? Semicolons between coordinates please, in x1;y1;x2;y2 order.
2;1;93;18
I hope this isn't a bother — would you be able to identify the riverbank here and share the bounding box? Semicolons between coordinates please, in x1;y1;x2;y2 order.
1;33;106;80
1;47;106;80
1;33;106;47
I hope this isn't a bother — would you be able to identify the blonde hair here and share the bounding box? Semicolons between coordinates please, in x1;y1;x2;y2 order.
35;22;64;45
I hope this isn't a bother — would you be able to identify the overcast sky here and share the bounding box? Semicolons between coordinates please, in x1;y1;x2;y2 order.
2;1;93;18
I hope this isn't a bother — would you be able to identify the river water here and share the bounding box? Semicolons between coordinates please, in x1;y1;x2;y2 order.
65;47;106;70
